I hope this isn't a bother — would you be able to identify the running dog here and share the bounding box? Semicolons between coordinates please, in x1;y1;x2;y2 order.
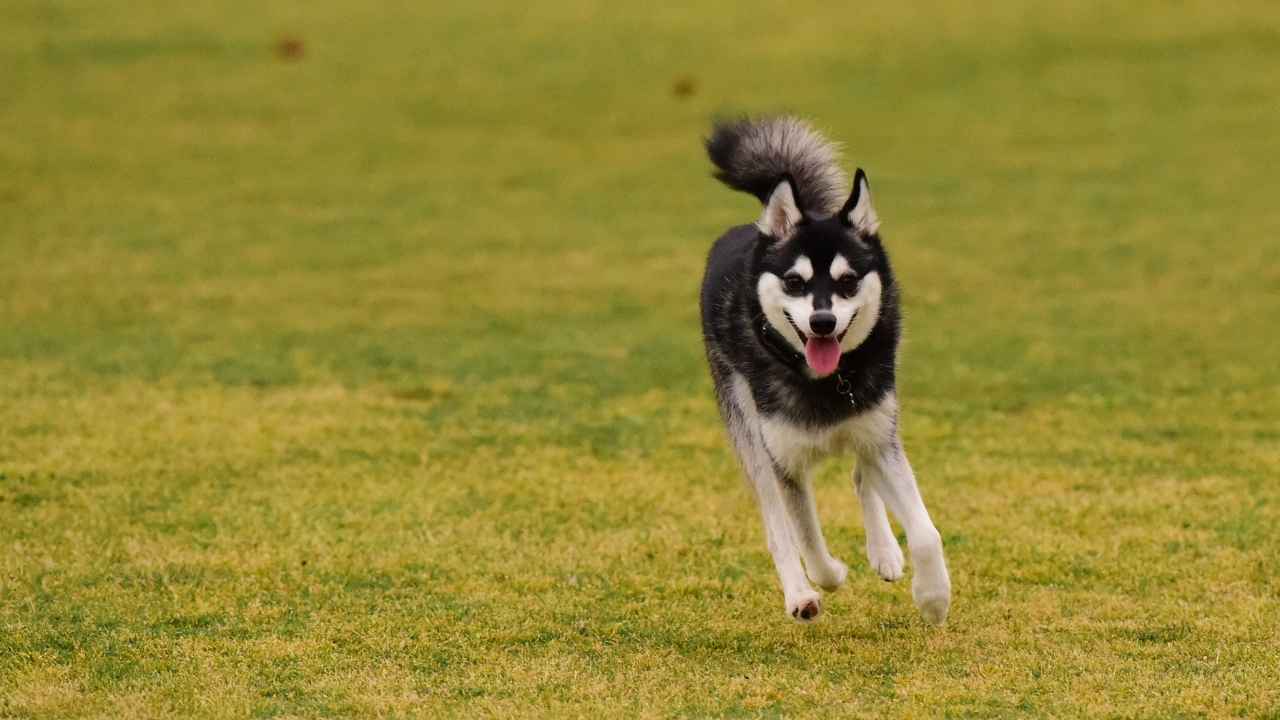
700;117;951;624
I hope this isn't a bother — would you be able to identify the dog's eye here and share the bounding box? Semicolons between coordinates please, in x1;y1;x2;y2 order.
835;274;858;297
782;274;805;294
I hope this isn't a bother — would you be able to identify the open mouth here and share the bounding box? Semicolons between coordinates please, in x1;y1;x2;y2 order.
784;311;854;377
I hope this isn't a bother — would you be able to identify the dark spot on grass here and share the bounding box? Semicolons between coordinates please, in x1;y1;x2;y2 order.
275;35;304;61
672;75;697;98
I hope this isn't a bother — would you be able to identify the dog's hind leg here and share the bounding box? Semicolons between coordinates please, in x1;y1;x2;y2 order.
723;379;821;622
854;467;905;582
859;436;951;625
778;469;848;591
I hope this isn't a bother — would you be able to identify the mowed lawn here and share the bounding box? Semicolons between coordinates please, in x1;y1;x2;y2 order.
2;1;1279;717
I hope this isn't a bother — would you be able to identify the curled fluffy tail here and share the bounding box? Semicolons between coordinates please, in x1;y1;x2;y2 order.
705;116;848;216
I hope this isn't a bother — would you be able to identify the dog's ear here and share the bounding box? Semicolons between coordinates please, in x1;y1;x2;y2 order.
756;178;801;241
839;168;880;235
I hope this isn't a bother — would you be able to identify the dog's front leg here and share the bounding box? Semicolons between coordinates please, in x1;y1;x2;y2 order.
748;459;823;621
722;378;822;621
859;436;951;625
730;430;821;621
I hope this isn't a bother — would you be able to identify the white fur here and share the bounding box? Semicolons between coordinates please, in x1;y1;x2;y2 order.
761;392;899;477
829;254;851;279
789;255;813;281
845;175;880;234
756;181;801;240
857;473;905;581
835;271;882;353
857;438;951;624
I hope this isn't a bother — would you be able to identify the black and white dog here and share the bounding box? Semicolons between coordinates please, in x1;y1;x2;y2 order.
700;117;950;624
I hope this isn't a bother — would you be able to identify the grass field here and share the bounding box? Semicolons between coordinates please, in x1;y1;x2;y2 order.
3;1;1280;717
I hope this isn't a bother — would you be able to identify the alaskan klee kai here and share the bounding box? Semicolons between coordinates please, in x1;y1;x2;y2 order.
700;117;951;624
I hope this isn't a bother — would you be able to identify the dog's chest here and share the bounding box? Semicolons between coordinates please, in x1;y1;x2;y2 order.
759;395;897;475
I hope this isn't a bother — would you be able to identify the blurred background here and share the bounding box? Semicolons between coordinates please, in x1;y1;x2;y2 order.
2;2;1278;717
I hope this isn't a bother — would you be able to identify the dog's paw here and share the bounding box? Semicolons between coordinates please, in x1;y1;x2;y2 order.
867;540;904;582
910;542;951;625
786;590;823;623
913;583;950;626
808;556;848;591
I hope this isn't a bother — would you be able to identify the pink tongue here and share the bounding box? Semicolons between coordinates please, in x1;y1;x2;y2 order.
804;337;841;376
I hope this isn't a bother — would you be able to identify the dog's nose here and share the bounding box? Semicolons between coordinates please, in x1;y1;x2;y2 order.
809;311;837;336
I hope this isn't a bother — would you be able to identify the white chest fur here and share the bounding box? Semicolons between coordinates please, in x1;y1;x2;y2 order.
760;393;898;476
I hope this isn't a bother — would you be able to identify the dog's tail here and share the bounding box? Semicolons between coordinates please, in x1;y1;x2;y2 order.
705;116;847;216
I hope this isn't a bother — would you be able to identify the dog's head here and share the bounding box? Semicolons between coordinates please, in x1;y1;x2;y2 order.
753;169;887;378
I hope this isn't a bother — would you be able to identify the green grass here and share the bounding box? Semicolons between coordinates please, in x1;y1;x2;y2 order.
3;0;1280;717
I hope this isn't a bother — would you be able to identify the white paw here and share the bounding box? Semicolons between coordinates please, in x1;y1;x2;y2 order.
867;540;904;582
785;590;823;622
808;556;848;591
911;579;952;625
910;540;951;625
